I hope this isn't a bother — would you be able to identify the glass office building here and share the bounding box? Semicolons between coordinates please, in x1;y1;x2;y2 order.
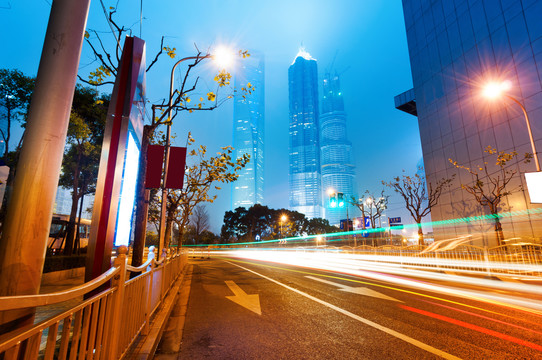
400;0;542;245
288;49;323;219
321;72;357;226
232;52;265;209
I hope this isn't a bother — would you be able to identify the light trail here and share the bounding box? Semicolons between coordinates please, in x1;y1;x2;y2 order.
215;250;542;315
400;305;542;352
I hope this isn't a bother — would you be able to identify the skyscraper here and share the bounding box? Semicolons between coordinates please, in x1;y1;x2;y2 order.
321;72;356;226
288;49;323;219
232;52;265;209
399;0;542;244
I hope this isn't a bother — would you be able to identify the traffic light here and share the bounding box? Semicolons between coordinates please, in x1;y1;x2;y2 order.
337;192;345;208
329;193;337;208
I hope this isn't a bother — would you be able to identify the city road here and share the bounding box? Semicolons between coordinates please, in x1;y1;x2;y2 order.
178;257;542;359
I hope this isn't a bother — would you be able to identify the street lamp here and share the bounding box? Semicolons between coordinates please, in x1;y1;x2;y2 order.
158;48;234;257
280;214;287;242
483;80;542;203
482;81;540;171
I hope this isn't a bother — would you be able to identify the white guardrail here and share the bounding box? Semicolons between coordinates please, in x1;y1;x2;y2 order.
0;245;186;359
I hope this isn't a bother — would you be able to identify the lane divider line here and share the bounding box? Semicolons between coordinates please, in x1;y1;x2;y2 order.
226;261;462;360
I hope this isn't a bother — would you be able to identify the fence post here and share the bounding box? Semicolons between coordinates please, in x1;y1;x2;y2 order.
160;248;168;300
109;245;128;360
142;247;155;336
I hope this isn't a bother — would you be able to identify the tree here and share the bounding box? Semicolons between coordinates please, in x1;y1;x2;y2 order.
0;69;35;158
191;204;210;244
383;169;454;246
305;217;339;235
449;146;530;246
0;69;35;230
156;134;249;248
79;5;254;266
59;85;108;255
351;190;389;246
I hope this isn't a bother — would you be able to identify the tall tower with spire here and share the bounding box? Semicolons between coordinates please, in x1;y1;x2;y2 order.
288;49;322;219
320;71;356;225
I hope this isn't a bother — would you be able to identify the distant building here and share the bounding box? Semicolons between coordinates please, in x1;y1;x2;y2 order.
399;0;542;245
288;49;323;219
232;51;265;209
54;187;93;219
320;72;357;226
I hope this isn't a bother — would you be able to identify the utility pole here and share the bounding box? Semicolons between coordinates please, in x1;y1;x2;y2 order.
0;0;90;333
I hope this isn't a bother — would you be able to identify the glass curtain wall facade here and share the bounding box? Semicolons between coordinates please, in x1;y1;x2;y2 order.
401;0;542;245
321;72;357;226
232;52;265;209
288;50;323;219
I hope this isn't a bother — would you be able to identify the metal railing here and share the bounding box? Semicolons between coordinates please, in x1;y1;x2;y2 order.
0;245;186;359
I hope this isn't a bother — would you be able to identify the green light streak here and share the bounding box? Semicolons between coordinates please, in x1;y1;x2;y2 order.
185;207;542;247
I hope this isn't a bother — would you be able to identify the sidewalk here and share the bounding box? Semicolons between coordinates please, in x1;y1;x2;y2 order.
35;275;84;324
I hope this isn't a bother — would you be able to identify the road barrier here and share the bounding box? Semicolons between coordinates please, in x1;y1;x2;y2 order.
0;245;186;359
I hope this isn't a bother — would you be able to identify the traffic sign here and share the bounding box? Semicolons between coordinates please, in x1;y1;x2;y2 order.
364;217;370;228
389;217;401;224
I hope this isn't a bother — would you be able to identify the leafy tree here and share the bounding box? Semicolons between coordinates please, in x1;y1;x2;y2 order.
305;217;339;235
0;69;35;158
449;146;530;246
383;169;454;246
149;134;249;248
59;86;109;255
0;69;35;230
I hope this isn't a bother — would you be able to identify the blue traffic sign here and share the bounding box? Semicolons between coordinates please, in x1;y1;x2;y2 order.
389;217;401;224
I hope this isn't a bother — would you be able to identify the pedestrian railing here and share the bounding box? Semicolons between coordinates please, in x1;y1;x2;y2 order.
0;245;186;359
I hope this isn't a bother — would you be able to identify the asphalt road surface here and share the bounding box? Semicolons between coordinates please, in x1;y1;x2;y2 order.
178;257;542;359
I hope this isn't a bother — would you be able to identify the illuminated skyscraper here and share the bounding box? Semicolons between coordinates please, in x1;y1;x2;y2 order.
288;49;323;218
321;72;356;226
232;52;265;209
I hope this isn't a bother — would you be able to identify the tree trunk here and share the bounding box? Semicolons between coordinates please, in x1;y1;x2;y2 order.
417;222;424;246
64;155;81;256
494;216;504;247
131;125;154;267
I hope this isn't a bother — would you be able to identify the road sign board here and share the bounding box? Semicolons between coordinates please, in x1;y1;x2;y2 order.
364;217;370;228
389;217;401;224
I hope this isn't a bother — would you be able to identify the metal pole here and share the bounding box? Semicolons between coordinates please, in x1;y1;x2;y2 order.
158;55;210;258
505;95;540;172
0;0;90;332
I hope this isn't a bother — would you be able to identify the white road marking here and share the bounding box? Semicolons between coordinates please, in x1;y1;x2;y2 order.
305;275;402;302
226;261;462;360
225;280;262;315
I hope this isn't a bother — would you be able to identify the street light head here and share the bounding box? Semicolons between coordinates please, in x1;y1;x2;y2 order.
483;80;511;99
327;188;335;196
281;215;287;222
212;46;235;69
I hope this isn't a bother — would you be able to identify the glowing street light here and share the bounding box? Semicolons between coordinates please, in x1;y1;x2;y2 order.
482;80;540;172
280;214;288;240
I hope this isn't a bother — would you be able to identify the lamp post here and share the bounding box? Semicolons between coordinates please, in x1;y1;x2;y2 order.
483;81;540;171
158;49;233;258
279;215;288;243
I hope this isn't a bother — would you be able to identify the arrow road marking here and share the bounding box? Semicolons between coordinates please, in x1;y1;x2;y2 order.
306;276;402;302
225;280;262;315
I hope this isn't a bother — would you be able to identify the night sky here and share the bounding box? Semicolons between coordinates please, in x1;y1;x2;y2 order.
0;1;423;234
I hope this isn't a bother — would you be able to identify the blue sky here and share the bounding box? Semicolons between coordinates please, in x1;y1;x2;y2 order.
0;0;423;233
